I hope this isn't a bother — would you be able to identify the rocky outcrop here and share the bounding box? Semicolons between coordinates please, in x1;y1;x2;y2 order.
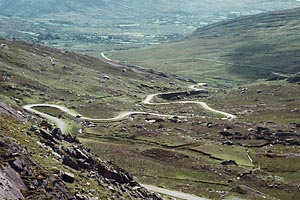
0;164;27;200
0;135;75;199
0;101;25;121
34;125;162;199
220;125;300;147
159;89;208;100
0;101;162;200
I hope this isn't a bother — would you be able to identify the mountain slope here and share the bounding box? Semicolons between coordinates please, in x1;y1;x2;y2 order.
0;38;187;199
0;38;185;119
1;0;300;52
111;7;300;86
1;0;299;18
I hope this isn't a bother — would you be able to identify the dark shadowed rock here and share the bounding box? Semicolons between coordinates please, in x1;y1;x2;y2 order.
62;156;79;170
51;128;64;141
220;131;233;137
256;126;270;133
61;172;75;183
40;120;53;130
39;129;57;144
221;160;238;166
29;125;37;131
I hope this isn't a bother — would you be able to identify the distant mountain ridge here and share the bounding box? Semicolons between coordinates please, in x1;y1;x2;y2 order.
112;7;300;84
191;7;300;76
1;0;299;19
1;0;300;53
192;7;300;38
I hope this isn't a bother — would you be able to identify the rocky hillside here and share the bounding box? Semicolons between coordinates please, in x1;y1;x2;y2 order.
0;101;161;199
0;38;188;199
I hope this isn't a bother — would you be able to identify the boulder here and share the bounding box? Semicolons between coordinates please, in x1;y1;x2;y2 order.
40;120;53;130
51;128;63;141
232;185;266;198
9;157;24;173
39;129;56;144
222;140;234;146
206;122;214;128
61;172;75;183
169;116;181;123
256;126;270;133
220;131;233;137
103;75;110;80
29;125;37;131
221;160;238;166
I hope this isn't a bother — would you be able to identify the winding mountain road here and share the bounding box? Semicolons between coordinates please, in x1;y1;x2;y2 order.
22;54;237;200
23;83;235;128
23;84;235;200
143;83;236;120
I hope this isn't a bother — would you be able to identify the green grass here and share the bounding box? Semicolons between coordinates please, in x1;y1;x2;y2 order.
191;144;254;167
212;81;300;124
80;138;232;199
111;7;300;86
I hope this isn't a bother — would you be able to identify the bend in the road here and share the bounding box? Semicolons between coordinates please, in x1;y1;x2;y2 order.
142;184;208;200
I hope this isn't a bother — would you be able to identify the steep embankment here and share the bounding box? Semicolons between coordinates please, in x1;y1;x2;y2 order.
0;101;162;199
112;7;300;85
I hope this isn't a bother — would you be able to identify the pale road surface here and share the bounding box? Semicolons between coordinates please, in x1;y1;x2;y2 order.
23;104;69;133
101;52;112;61
142;184;208;200
143;84;236;120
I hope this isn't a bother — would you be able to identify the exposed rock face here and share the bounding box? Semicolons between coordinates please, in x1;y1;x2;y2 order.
0;101;162;200
0;135;75;199
0;101;25;121
232;185;267;199
0;165;27;200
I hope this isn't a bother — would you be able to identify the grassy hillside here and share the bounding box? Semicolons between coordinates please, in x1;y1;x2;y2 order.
0;38;185;118
111;7;300;86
